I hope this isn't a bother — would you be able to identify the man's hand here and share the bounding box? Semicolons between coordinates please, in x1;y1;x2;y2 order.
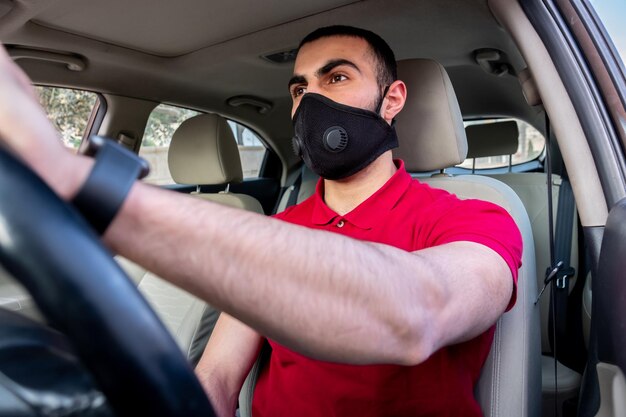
0;45;91;200
195;314;263;417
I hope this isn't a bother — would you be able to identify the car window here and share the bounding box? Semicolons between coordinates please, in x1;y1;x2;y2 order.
457;118;545;170
226;120;266;179
35;86;99;152
140;104;267;185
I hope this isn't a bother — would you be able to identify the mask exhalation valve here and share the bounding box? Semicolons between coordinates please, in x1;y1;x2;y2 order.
323;126;348;153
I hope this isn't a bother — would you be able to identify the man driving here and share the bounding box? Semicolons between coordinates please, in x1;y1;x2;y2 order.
0;25;521;417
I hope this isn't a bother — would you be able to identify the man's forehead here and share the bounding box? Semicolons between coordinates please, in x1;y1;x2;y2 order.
294;35;374;72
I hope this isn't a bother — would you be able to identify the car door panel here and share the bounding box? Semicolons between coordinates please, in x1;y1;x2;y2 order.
579;198;626;416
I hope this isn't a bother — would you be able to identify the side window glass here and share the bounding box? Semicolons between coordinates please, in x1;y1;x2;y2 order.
457;118;545;170
140;104;200;185
35;86;99;152
227;121;266;179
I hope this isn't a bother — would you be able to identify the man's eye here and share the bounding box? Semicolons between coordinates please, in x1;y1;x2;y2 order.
330;74;347;83
292;86;306;98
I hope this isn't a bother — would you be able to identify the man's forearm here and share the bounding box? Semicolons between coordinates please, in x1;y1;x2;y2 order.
105;182;433;364
105;182;511;366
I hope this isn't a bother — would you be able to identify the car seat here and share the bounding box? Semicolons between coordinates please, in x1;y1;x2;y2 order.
394;58;541;417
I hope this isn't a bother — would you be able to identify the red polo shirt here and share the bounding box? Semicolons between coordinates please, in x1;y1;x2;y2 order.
252;160;522;417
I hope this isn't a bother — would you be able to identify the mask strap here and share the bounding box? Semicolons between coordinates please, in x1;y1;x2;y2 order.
375;85;391;115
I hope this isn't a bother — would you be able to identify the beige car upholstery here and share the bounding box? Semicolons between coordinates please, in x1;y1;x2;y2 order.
119;113;263;364
466;122;581;415
169;113;243;185
393;60;467;172
117;257;217;362
240;59;541;417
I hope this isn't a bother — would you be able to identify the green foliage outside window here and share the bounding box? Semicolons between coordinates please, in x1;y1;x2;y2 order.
35;86;98;150
142;105;200;147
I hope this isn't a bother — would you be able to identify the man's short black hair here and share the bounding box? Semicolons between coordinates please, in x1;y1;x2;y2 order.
299;25;397;90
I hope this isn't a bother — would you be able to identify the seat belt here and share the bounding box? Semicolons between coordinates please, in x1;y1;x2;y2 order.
536;115;575;308
550;174;576;356
272;164;303;214
286;168;303;208
536;114;576;417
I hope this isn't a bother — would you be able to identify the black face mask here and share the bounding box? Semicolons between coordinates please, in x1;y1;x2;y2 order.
291;92;398;180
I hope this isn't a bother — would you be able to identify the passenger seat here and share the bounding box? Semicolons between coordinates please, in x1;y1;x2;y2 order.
119;113;264;365
392;59;540;417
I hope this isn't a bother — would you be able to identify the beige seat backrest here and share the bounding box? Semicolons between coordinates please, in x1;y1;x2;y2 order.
119;113;263;364
393;59;541;417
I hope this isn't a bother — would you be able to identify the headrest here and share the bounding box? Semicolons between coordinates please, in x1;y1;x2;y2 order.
168;113;243;185
392;59;467;172
466;120;519;158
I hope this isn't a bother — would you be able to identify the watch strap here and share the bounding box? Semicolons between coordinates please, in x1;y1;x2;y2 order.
72;136;149;234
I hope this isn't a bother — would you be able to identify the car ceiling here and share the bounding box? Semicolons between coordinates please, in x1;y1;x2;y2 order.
0;0;541;163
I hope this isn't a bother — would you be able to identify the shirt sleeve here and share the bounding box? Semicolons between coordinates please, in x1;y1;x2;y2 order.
423;194;523;311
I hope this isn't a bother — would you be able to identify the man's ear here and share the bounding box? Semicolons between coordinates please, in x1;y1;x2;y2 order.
382;80;407;123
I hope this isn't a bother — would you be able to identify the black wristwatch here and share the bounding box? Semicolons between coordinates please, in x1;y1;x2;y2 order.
72;136;150;234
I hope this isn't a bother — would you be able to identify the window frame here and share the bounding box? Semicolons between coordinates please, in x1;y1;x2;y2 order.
521;0;626;206
78;93;107;153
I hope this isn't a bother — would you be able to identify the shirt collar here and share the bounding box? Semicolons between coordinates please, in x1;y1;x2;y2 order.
311;160;413;230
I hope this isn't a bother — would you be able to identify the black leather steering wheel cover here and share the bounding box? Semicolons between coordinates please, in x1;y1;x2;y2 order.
0;146;216;417
0;309;115;417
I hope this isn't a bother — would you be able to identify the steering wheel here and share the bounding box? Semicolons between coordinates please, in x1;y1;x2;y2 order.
0;146;216;417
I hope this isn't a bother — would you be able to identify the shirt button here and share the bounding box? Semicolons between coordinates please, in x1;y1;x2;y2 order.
336;220;345;228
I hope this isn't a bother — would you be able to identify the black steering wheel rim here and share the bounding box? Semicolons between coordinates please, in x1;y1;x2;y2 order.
0;146;216;417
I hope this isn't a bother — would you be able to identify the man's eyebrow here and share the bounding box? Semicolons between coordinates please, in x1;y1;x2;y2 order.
287;59;362;91
316;59;361;78
287;75;306;90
